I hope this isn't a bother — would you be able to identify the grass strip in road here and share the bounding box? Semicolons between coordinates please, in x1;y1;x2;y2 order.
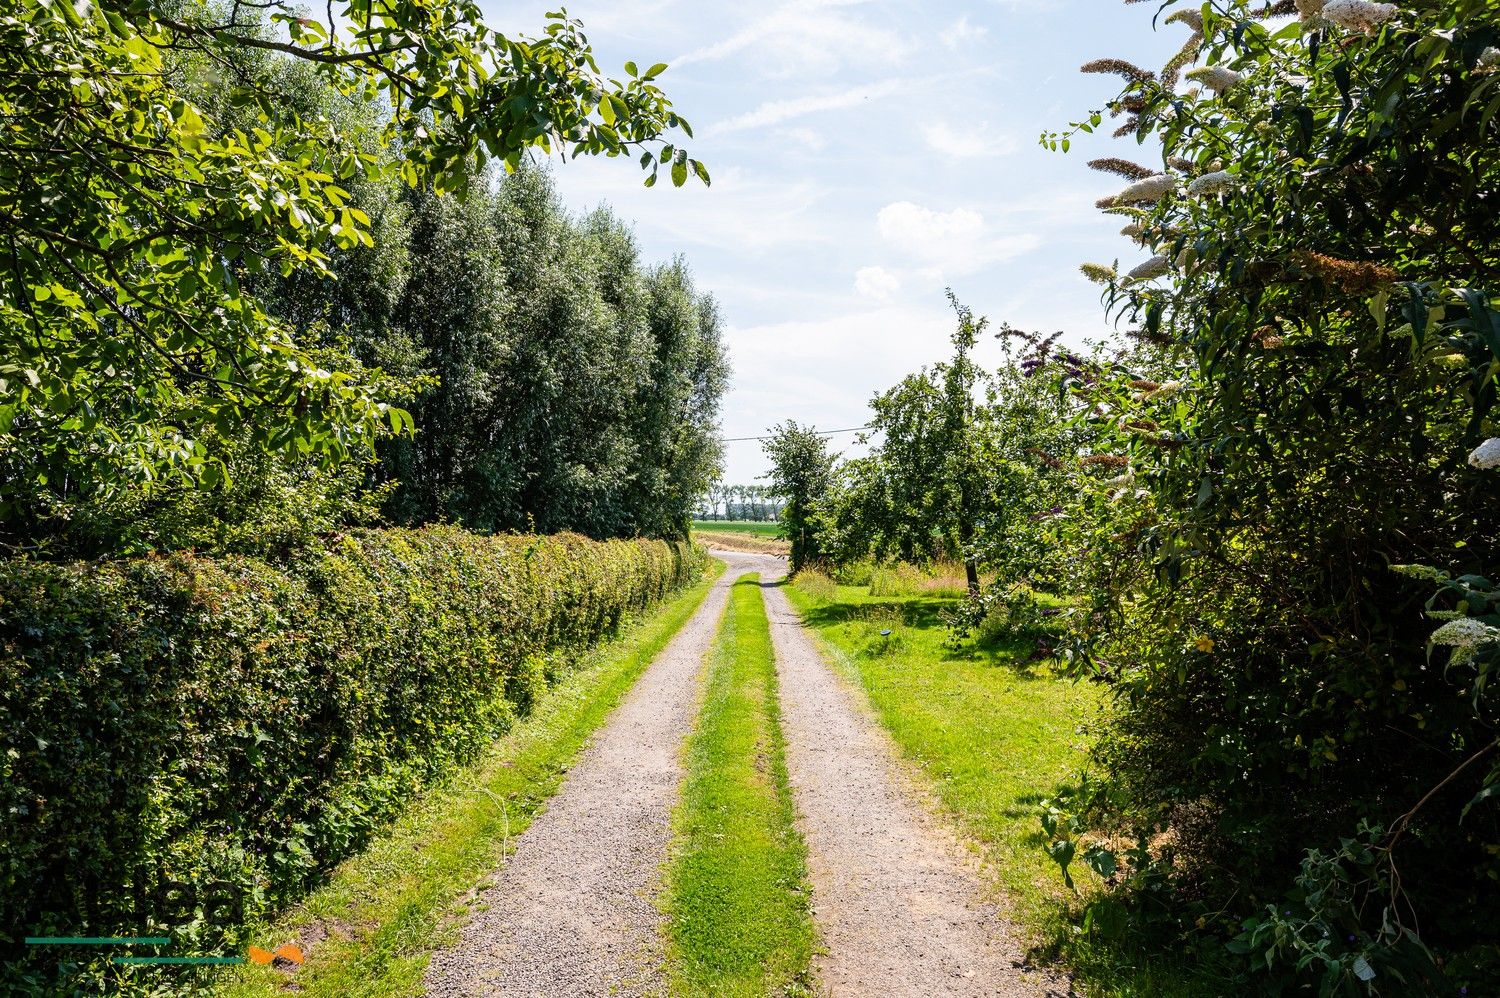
664;574;815;997
783;577;1229;998
221;559;726;998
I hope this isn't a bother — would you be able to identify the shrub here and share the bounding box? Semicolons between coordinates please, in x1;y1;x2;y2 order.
791;568;838;604
0;527;703;991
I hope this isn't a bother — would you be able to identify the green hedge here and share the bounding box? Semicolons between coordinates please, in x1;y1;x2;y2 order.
0;527;703;986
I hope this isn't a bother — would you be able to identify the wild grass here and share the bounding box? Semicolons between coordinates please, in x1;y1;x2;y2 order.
785;575;1218;997
694;529;790;556
664;575;815;997
220;561;727;998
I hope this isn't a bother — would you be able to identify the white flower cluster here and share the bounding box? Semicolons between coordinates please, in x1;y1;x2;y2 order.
1146;380;1182;400
1468;437;1500;470
1295;0;1326;16
1116;174;1176;204
1479;47;1500;75
1187;171;1236;196
1429;617;1500;649
1322;1;1398;32
1127;255;1171;281
1185;66;1243;92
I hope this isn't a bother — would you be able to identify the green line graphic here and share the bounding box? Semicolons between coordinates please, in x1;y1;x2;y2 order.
112;956;245;965
25;937;172;945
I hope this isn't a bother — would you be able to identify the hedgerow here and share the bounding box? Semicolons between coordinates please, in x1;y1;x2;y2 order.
0;527;703;991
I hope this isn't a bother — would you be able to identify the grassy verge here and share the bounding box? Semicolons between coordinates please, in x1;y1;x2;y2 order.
783;576;1217;997
219;560;726;998
664;575;814;997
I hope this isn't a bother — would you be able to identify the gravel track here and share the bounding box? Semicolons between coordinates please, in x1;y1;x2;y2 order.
422;556;769;998
760;575;1069;997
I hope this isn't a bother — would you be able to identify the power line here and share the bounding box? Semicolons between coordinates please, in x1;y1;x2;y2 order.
721;425;874;443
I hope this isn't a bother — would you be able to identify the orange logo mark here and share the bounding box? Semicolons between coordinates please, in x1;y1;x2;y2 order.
247;943;304;966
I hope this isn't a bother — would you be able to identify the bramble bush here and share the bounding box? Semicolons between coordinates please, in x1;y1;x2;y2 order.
0;527;703;992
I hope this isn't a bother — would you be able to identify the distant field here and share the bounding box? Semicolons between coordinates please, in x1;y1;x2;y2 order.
691;520;782;538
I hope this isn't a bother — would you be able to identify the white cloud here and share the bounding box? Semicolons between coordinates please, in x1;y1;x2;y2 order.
550;161;833;255
875;200;1039;277
779;127;830;152
854;266;901;302
920;121;1018;158
675;0;906;78
941;15;988;49
709;78;904;135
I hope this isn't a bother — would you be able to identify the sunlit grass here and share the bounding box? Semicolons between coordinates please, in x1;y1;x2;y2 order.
690;520;783;538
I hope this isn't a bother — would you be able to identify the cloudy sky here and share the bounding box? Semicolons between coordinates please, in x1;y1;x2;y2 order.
481;0;1188;483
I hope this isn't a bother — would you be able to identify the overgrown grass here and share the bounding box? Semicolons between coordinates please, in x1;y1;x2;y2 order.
664;575;815;996
219;561;726;998
784;575;1220;997
691;519;783;538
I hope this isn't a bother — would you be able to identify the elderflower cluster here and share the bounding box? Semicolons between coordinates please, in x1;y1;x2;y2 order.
1429;617;1500;649
1127;255;1170;281
1185;66;1243;92
1187;171;1236;196
1116;174;1176;204
1468;437;1500;470
1322;1;1398;32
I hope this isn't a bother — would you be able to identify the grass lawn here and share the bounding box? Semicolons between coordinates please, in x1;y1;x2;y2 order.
664;575;814;996
691;519;783;538
784;576;1220;997
220;561;725;998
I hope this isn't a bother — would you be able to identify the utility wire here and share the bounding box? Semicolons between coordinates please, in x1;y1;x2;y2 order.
721;425;874;443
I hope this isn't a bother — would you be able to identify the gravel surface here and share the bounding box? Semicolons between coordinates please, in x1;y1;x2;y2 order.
422;556;770;998
761;576;1071;998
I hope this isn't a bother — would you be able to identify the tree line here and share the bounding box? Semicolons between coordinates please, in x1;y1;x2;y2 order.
695;483;783;522
1;0;722;559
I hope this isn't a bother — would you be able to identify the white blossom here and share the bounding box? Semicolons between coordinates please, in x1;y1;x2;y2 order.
1146;380;1182;400
1187;170;1236;196
1429;617;1500;649
1185;66;1243;92
1478;47;1500;75
1127;255;1171;281
1468;437;1500;470
1116;174;1176;204
1322;1;1398;32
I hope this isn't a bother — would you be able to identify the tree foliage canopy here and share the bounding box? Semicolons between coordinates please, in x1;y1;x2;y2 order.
0;0;705;532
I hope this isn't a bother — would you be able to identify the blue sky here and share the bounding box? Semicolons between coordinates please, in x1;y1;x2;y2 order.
482;1;1189;483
